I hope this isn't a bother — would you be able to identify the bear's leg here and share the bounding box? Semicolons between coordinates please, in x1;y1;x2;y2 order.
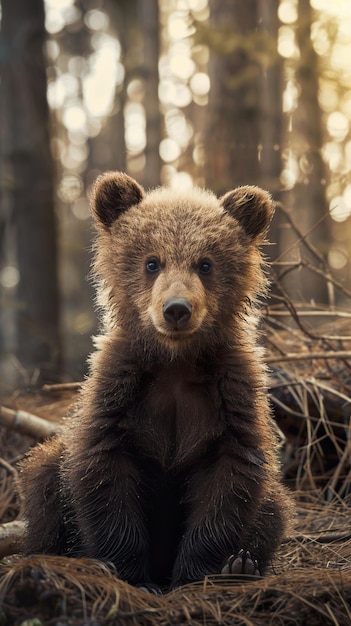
222;488;290;576
170;458;286;588
18;436;71;555
65;451;151;586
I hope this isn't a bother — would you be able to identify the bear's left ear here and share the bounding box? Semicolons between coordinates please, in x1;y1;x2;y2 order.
91;171;145;230
220;185;275;243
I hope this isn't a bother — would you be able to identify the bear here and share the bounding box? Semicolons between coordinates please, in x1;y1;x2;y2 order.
18;171;291;591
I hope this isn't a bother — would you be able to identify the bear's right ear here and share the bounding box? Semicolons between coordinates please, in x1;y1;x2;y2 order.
91;171;145;230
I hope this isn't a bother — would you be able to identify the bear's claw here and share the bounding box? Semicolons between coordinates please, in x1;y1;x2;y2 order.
221;549;261;578
136;582;162;595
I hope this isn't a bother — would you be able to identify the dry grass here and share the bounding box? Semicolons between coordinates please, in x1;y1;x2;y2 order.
1;523;351;626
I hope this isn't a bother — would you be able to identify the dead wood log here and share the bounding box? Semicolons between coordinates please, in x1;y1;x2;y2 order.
0;520;25;558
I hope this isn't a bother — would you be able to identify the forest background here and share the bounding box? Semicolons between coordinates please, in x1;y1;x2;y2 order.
1;0;351;392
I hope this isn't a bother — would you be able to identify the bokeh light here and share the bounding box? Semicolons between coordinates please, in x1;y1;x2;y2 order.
168;12;195;40
328;247;348;270
278;1;298;25
84;10;110;32
0;266;20;289
169;171;193;190
58;174;83;203
159;138;181;163
329;196;351;222
326;111;349;141
125;103;146;154
278;26;299;58
190;72;210;97
62;103;87;133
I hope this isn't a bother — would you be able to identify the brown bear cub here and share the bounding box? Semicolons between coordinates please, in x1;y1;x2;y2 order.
18;172;291;591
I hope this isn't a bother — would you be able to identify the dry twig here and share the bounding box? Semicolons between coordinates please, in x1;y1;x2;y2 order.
0;406;59;440
42;382;82;392
266;350;351;365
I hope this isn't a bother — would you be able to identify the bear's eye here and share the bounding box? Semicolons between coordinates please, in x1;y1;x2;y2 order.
198;260;212;275
146;258;161;274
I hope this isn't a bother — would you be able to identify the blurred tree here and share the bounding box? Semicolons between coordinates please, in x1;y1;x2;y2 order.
257;0;283;263
121;0;161;187
279;0;331;304
96;0;127;176
257;0;282;196
0;0;61;386
140;0;161;188
204;0;282;195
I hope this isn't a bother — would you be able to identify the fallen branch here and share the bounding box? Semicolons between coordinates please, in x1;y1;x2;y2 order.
42;382;81;392
265;309;351;318
0;520;25;558
266;351;351;365
291;529;351;544
0;406;59;440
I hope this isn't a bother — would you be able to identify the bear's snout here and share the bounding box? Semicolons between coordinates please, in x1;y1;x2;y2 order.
147;272;207;340
163;297;192;330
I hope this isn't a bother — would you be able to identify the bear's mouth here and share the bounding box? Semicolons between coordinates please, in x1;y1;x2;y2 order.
155;326;197;340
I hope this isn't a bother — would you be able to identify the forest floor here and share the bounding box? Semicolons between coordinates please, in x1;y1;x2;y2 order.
1;301;351;625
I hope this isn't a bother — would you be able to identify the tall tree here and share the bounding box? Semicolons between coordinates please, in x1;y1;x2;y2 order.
204;0;282;195
279;0;330;304
0;0;60;385
120;0;161;188
257;0;282;196
140;0;161;188
98;0;127;176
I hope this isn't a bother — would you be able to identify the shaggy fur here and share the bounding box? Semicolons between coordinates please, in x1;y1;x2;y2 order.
18;172;291;590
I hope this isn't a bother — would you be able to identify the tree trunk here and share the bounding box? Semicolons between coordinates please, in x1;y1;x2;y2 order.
121;0;161;188
255;0;287;277
204;0;282;198
140;0;161;189
99;0;127;175
279;0;330;304
204;0;262;194
257;0;282;196
0;0;60;385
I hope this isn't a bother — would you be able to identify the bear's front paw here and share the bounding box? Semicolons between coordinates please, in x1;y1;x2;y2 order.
221;549;261;578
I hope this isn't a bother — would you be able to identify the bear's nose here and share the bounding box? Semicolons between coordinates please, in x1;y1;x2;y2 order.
163;298;192;329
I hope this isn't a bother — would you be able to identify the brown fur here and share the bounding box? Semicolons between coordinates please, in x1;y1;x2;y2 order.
18;172;291;590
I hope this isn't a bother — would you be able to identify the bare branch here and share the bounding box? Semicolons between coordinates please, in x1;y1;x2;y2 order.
266;351;351;365
42;382;81;392
265;309;351;319
291;529;351;544
274;201;329;264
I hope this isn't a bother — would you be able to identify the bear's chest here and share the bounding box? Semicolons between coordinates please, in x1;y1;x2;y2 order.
133;365;224;467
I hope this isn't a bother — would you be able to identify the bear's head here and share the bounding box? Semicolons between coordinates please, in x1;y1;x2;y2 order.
90;172;274;359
